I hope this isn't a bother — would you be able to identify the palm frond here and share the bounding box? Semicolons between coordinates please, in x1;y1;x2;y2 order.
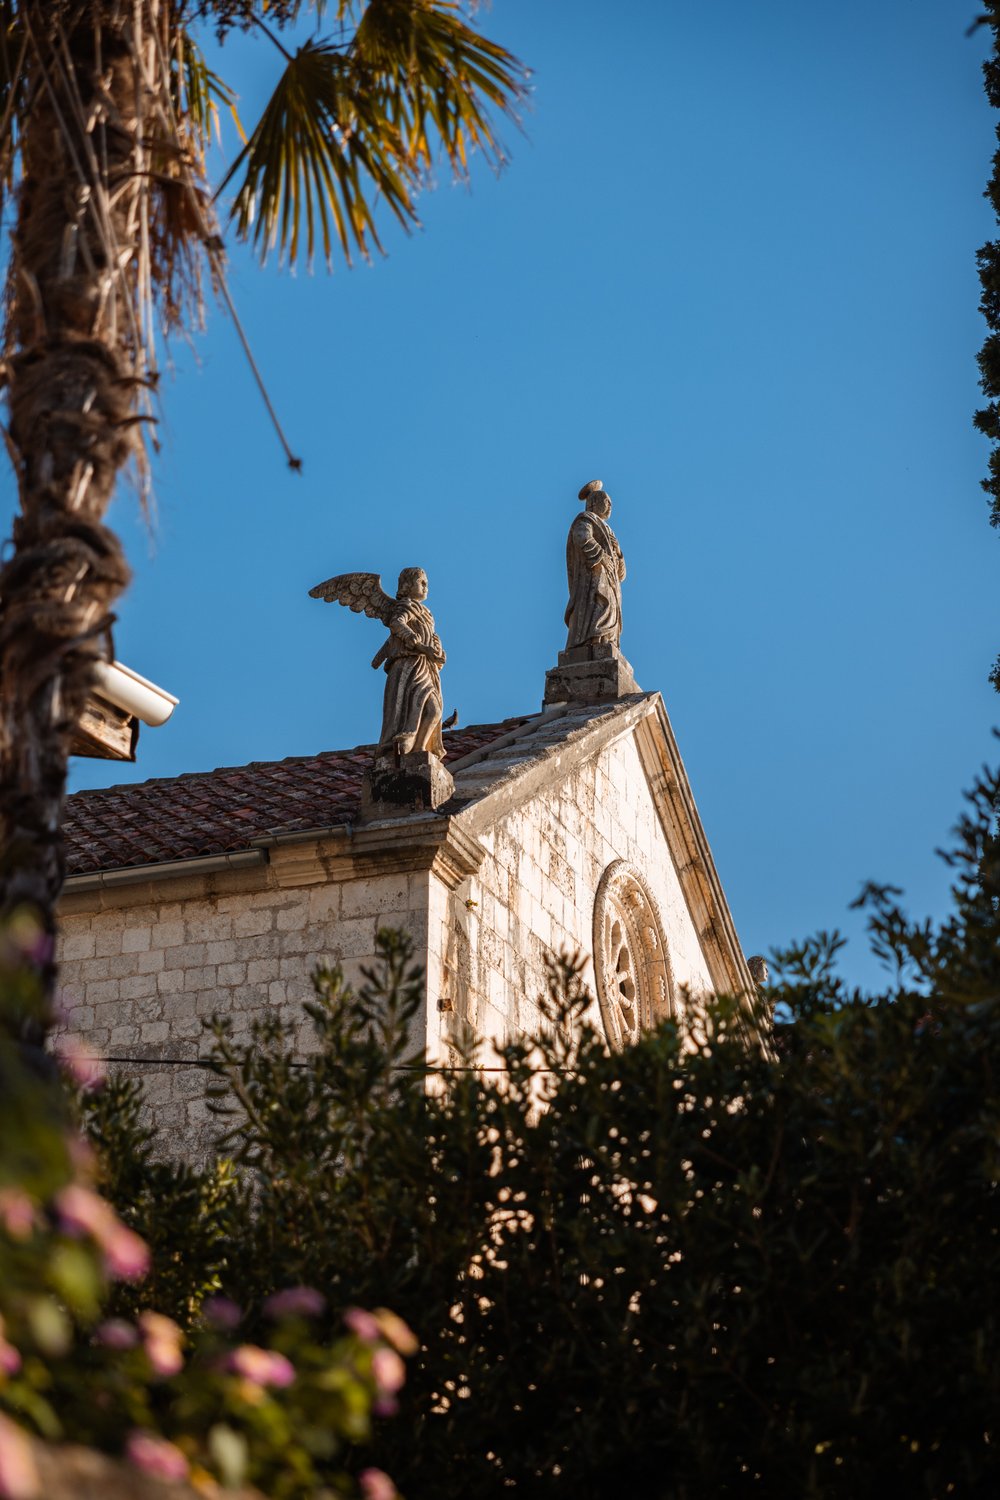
196;1;340;35
217;1;526;266
0;1;27;202
218;37;418;265
352;0;527;177
172;27;242;155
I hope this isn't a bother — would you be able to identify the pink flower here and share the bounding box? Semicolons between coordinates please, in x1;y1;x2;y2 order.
263;1286;326;1320
227;1345;295;1389
0;1313;16;1380
202;1295;242;1330
344;1307;381;1343
372;1396;399;1418
65;1133;97;1176
0;1415;39;1500
55;1039;105;1091
28;935;53;966
371;1346;406;1397
359;1469;398;1500
95;1319;138;1350
54;1183;111;1239
5;912;52;968
54;1185;149;1282
125;1432;189;1483
374;1309;418;1356
102;1223;150;1283
0;1189;36;1242
139;1312;184;1378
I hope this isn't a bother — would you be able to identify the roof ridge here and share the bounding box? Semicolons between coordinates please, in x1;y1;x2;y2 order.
59;706;653;879
65;713;538;804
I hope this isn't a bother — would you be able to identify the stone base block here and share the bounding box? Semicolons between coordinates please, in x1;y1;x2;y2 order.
543;645;639;706
556;641;621;667
360;750;455;821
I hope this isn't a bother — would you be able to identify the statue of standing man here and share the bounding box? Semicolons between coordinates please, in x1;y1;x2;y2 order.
544;478;637;706
564;479;626;652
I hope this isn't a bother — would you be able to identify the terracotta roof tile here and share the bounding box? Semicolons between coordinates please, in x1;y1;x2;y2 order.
64;716;533;876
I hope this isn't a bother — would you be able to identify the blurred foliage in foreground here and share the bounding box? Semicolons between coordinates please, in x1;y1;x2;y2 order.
74;764;1000;1498
0;921;407;1500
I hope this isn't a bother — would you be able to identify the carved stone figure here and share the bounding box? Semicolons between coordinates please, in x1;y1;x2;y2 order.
564;479;626;652
309;567;446;757
543;480;638;707
747;955;769;986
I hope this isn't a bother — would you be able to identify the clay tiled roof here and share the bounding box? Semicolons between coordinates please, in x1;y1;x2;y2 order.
64;716;532;877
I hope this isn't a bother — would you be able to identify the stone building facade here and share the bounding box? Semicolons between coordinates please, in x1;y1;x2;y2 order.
56;693;752;1154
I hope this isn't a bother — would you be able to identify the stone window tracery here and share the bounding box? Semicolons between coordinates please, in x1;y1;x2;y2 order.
592;861;673;1049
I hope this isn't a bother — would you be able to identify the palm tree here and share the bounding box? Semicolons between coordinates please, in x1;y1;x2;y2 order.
0;0;525;1017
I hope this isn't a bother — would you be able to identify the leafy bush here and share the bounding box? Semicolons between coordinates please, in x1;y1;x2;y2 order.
84;768;1000;1497
0;917;407;1500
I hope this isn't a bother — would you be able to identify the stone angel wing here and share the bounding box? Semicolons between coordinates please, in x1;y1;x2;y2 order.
308;572;395;623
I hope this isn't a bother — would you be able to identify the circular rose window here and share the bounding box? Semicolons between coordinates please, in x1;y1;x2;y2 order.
592;861;673;1049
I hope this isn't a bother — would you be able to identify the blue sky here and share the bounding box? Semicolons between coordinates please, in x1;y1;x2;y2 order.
43;1;998;989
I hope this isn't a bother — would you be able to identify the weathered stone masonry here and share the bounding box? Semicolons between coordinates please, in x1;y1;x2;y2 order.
56;696;753;1151
429;732;715;1057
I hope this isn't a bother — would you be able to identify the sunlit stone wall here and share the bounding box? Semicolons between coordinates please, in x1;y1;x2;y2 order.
55;724;723;1153
426;733;713;1063
56;866;431;1156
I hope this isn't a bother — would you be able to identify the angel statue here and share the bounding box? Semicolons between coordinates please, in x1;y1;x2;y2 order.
309;567;447;758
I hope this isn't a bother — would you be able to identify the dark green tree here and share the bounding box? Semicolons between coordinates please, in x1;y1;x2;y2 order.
974;3;1000;689
85;766;1000;1499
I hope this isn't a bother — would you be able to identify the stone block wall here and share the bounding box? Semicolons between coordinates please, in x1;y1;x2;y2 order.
428;733;713;1060
55;715;728;1149
56;871;431;1156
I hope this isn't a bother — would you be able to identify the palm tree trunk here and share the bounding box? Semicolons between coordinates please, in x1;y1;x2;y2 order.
0;1;148;1026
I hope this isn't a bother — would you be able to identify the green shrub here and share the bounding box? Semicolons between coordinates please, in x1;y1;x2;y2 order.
86;767;1000;1498
0;918;406;1500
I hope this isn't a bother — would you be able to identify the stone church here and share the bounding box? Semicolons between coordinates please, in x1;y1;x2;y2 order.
55;482;755;1151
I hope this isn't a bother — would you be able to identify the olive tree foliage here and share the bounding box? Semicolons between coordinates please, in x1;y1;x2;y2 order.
0;0;525;1015
86;766;1000;1499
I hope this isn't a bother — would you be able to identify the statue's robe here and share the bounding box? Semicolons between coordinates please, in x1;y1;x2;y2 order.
377;598;445;757
564;512;626;650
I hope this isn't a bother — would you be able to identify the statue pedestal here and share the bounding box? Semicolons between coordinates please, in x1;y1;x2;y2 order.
543;642;639;707
360;750;454;821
